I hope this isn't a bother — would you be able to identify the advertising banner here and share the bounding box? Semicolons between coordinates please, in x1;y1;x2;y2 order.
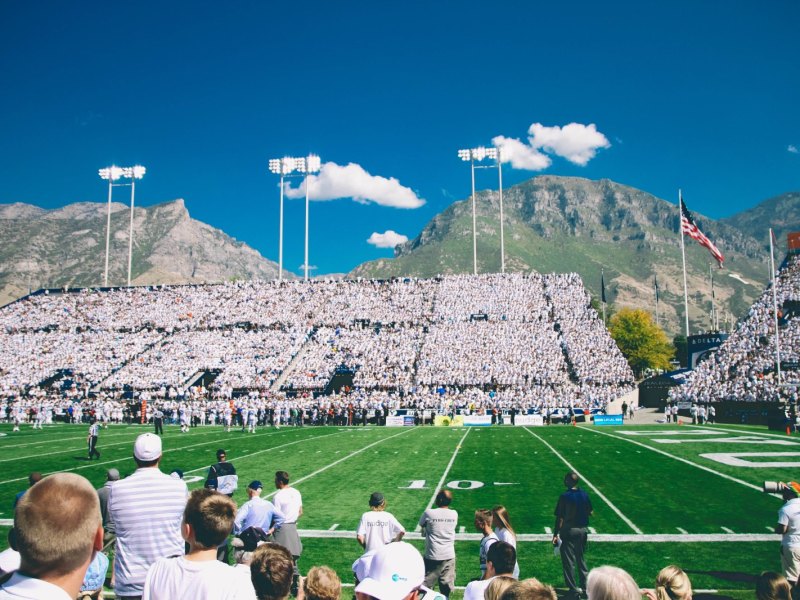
386;415;416;427
514;414;544;426
434;415;464;427
463;415;493;427
593;414;623;426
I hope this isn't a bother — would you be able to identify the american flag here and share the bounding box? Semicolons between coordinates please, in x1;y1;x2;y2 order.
680;195;724;267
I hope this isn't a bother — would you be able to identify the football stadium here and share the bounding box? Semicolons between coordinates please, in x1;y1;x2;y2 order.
0;249;798;599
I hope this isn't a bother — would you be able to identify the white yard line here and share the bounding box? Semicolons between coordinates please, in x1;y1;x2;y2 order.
264;427;419;498
677;528;688;534
294;528;778;543
689;425;798;440
584;427;763;492
721;526;735;533
415;428;471;532
0;427;339;486
523;428;642;534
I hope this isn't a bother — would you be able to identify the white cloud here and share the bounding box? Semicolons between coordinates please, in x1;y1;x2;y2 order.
490;123;610;171
367;230;409;249
528;122;611;166
789;145;799;154
284;162;424;209
492;136;552;170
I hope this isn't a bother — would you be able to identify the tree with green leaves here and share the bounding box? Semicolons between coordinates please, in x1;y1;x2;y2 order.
609;308;674;378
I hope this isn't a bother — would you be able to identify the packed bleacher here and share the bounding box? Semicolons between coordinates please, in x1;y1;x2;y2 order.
0;274;635;419
670;254;800;404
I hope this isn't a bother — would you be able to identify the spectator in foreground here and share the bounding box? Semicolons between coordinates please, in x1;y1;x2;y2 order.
492;505;520;579
357;492;405;552
299;566;341;600
109;433;188;599
643;565;692;600
475;509;499;579
464;541;516;600
499;578;557;600
586;566;640;600
485;575;516;600
418;489;457;598
143;488;254;600
355;541;444;600
554;472;593;600
96;468;120;543
756;571;792;600
0;473;103;600
250;543;294;600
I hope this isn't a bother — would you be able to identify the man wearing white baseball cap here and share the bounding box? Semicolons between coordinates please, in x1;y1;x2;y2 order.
108;433;188;600
355;542;445;600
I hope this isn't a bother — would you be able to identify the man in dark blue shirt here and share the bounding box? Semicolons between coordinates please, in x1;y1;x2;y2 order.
552;472;593;599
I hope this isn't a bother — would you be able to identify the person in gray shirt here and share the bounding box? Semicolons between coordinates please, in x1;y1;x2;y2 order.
418;490;457;598
96;468;120;543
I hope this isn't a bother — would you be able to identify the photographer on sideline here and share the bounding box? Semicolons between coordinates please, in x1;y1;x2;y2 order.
775;481;800;594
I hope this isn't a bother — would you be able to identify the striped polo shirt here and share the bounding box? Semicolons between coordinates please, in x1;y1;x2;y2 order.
108;467;188;596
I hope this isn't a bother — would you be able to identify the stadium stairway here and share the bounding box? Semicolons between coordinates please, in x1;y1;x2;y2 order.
269;339;313;392
605;388;663;424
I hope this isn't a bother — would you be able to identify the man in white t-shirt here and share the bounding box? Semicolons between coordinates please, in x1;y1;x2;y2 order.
463;542;517;600
777;481;800;591
357;492;406;553
418;490;458;598
143;488;254;600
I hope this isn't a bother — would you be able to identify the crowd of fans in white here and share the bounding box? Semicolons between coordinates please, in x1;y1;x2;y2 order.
671;255;800;404
0;273;636;419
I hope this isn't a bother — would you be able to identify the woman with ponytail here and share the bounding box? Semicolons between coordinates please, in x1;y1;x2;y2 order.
643;565;692;600
492;505;519;579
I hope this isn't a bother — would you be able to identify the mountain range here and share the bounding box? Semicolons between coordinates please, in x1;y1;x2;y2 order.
1;176;796;337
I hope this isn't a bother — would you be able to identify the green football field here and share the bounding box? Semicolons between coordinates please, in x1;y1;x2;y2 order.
0;421;793;597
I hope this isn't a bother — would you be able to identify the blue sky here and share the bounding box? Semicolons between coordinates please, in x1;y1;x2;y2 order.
1;1;798;275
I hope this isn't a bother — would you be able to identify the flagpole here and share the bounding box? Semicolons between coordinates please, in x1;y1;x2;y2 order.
654;275;660;328
770;228;782;386
709;263;716;331
601;268;606;324
679;190;690;337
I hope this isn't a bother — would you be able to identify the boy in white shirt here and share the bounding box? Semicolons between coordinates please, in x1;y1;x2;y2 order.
357;492;406;553
144;488;255;600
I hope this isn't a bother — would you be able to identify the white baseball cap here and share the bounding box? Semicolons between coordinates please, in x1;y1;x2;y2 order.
133;433;162;461
354;542;424;600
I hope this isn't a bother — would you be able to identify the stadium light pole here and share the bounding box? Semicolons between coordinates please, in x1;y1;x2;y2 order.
458;147;497;275
98;165;125;286
298;155;321;282
121;166;146;287
493;147;505;274
268;157;302;282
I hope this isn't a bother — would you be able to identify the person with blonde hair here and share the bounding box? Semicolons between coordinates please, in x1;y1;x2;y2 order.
492;505;519;579
586;565;639;600
756;571;792;600
485;575;516;600
0;473;104;600
300;566;341;600
643;565;692;600
500;578;557;600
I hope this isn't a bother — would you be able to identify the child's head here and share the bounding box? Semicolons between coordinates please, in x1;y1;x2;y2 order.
182;488;236;550
756;571;792;600
368;492;386;511
303;566;341;600
475;509;493;531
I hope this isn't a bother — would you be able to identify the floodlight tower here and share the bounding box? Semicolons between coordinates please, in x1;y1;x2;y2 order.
98;166;124;286
268;155;321;282
458;147;498;275
122;166;146;287
298;155;321;282
268;157;300;281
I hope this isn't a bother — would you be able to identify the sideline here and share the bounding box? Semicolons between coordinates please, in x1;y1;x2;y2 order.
583;426;763;493
523;427;642;534
0;427;337;486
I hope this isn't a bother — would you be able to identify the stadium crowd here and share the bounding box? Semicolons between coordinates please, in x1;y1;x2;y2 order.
0;274;635;420
671;255;800;404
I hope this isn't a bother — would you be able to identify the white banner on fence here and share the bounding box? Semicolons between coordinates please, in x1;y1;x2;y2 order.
515;414;544;426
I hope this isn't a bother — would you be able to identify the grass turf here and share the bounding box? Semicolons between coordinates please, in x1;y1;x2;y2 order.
0;421;791;597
